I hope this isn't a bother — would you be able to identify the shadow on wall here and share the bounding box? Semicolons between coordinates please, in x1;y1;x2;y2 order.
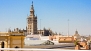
15;46;19;48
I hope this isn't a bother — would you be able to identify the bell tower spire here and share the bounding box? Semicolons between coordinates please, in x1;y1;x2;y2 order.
32;1;33;5
30;1;34;16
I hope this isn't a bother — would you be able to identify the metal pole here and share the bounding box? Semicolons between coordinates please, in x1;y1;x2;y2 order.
40;19;41;34
68;19;69;37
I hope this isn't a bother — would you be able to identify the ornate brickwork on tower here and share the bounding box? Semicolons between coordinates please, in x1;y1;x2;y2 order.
27;1;37;34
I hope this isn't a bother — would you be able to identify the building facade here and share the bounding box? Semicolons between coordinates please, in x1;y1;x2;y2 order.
37;28;52;36
27;1;37;34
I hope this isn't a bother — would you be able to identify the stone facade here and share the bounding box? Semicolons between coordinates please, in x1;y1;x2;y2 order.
37;28;52;36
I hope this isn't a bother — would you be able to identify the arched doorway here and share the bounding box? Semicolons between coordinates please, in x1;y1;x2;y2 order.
1;41;5;48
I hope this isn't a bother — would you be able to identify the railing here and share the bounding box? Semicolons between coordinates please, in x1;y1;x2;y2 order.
0;48;66;51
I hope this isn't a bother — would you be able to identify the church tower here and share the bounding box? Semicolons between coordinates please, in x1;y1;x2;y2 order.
75;29;78;34
27;1;37;34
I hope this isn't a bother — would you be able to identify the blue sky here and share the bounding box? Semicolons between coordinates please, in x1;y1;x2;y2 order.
0;0;91;36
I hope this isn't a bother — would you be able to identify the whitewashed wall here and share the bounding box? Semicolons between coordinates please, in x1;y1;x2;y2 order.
24;40;47;45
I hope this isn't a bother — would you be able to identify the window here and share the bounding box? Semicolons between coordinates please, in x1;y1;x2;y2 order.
42;32;43;34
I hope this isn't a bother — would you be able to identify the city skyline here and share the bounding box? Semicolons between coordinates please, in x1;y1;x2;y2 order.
0;0;91;36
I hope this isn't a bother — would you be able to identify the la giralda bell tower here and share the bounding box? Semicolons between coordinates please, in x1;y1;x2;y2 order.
27;1;37;34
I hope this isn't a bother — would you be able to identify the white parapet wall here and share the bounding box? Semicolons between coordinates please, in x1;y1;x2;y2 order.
24;35;50;45
40;36;49;40
24;40;47;45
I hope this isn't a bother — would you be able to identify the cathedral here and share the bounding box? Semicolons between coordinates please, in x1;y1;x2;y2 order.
8;1;57;36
